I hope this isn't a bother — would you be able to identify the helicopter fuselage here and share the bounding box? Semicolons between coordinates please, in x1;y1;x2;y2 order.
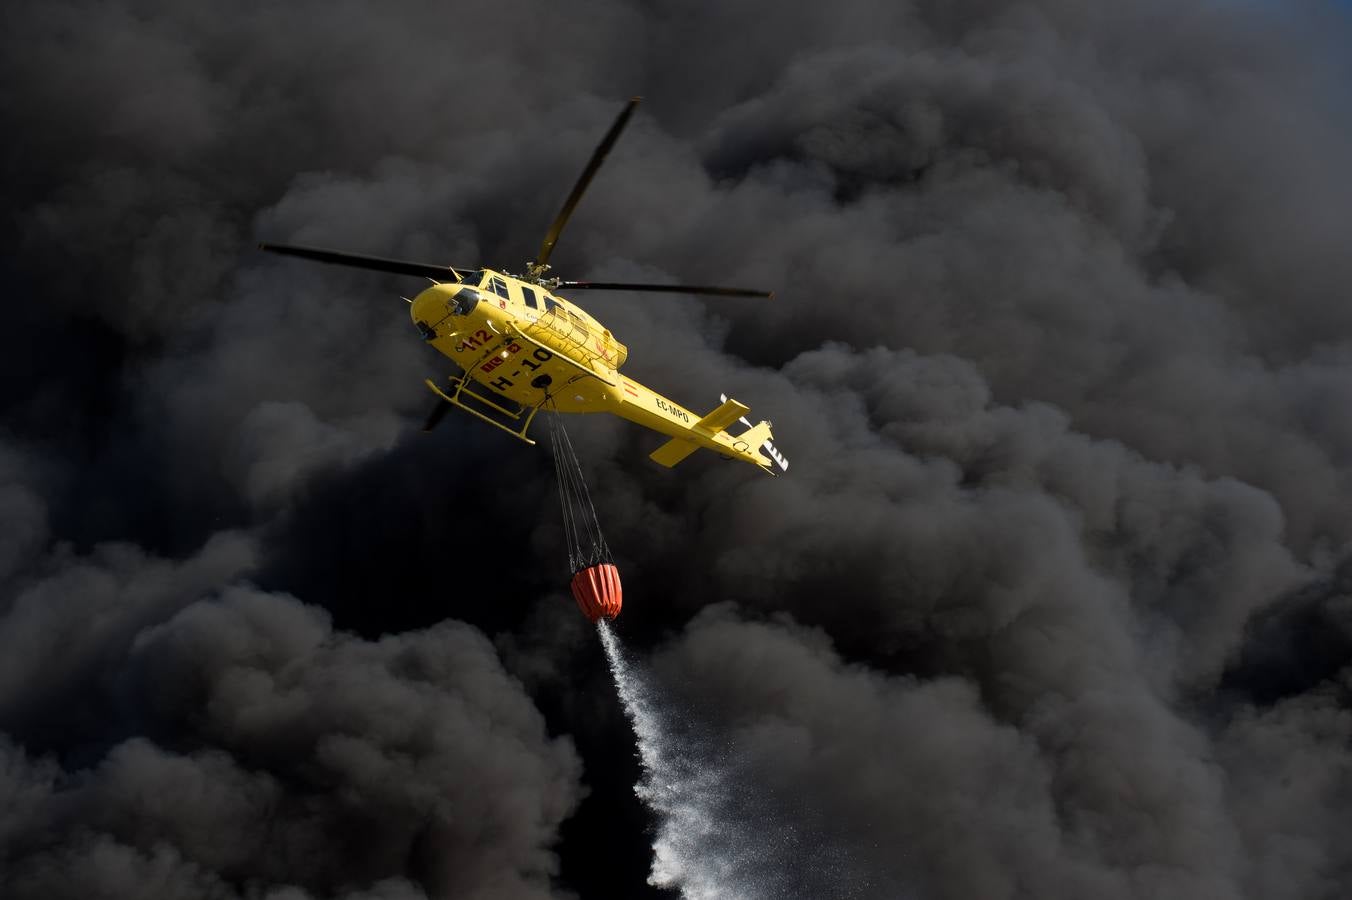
410;270;781;473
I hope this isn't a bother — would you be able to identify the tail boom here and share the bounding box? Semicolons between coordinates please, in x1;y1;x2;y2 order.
612;378;780;474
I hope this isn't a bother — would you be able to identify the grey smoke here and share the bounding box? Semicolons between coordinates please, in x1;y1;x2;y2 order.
2;582;581;900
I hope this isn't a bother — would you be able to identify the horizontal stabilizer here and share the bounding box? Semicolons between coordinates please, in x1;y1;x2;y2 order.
696;397;751;434
649;436;700;468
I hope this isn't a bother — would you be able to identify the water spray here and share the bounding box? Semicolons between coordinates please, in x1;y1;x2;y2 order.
598;620;748;898
597;621;868;899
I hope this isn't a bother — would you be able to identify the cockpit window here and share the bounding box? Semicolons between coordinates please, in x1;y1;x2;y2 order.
490;277;510;300
451;288;480;316
455;269;483;287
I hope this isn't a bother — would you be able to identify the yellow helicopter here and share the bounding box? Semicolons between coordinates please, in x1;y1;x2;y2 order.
261;98;787;475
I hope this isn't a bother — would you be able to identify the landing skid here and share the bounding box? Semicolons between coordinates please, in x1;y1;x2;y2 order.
424;375;543;445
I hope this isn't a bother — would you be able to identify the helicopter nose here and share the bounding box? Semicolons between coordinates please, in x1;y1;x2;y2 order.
412;284;479;321
410;284;483;341
410;284;453;336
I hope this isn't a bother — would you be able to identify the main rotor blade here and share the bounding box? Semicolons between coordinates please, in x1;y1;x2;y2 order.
259;242;468;281
558;280;774;299
535;97;642;269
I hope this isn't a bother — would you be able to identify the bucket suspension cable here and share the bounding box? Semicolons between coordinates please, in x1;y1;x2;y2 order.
548;411;612;573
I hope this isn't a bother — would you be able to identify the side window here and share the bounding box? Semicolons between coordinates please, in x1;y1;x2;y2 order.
490;277;510;300
521;286;539;309
543;295;561;313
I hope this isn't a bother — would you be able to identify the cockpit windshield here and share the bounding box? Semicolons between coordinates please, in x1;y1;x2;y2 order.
455;269;484;287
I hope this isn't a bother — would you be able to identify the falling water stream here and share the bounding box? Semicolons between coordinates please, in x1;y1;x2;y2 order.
597;620;866;900
597;619;747;898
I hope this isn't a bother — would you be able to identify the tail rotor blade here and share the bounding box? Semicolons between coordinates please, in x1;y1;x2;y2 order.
422;398;453;432
535;97;641;269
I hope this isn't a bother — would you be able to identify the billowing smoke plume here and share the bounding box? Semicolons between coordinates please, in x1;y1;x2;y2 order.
4;0;1352;897
0;538;581;899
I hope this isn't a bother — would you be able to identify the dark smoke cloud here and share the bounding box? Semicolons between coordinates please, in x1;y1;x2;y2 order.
4;0;1352;897
2;580;581;899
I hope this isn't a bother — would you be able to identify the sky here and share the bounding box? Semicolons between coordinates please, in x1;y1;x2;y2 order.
3;0;1352;898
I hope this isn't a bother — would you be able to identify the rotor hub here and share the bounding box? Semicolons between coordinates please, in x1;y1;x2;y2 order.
524;260;561;289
